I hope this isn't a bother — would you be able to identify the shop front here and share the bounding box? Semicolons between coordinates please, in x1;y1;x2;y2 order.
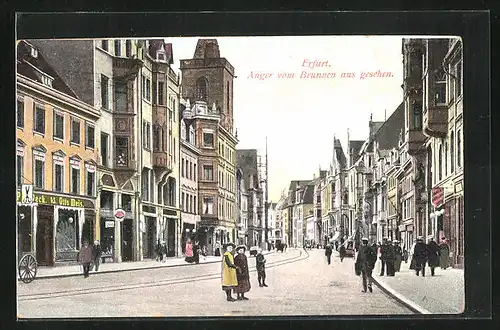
162;209;178;257
16;190;96;266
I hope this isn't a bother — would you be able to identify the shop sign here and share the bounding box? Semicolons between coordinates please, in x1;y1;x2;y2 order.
114;208;125;221
16;191;94;208
105;221;115;228
431;187;444;207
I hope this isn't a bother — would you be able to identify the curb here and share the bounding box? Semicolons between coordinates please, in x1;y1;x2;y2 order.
371;276;432;314
19;250;275;281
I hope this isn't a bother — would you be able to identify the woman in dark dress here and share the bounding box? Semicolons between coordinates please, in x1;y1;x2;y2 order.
233;245;251;300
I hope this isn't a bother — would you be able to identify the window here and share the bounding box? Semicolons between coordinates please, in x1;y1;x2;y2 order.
17;154;23;187
71;118;80;144
438;144;443;181
157;52;166;62
181;159;185;177
17;99;24;128
143;121;151;149
142;76;151;102
450;132;455;173
412;101;422;130
203;165;214;181
196;77;208;101
444;142;448;176
434;70;446;105
194;164;197;181
114;40;121;56
203;197;214;214
33;104;45;134
115;82;127;112
226;82;230;113
53;112;64;140
142;168;150;202
153;124;160;151
86;124;95;149
116;137;128;166
203;132;214;148
158;82;165;105
33;148;45;189
101;75;109;109
456;61;462;97
126;40;132;57
101;40;108;51
54;163;64;192
85;163;96;196
457;130;462;168
100;133;109;167
71;166;80;194
194;196;197;214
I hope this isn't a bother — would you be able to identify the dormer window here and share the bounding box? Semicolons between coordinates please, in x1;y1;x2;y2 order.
157;51;166;62
30;47;38;58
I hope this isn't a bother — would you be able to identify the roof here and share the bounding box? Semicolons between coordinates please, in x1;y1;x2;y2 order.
302;184;315;204
348;140;365;165
288;180;311;203
193;39;221;59
17;40;78;98
236;149;259;191
373;102;405;150
148;39;174;64
334;138;347;169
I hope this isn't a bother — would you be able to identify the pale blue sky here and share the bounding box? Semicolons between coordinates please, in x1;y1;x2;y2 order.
167;36;404;202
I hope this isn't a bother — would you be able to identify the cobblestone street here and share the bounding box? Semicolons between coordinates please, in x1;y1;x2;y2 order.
18;249;413;318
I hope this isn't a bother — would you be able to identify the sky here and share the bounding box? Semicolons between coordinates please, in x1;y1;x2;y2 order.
167;36;404;202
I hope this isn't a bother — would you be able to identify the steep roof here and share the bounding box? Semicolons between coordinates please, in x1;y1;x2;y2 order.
348;140;365;165
148;39;174;64
374;102;405;150
288;180;311;203
17;40;78;98
193;39;221;59
302;184;315;204
334;138;347;169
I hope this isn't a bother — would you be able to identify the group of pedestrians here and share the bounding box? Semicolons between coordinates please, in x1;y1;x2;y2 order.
409;236;451;276
220;243;268;302
77;239;102;278
184;239;206;264
378;238;404;276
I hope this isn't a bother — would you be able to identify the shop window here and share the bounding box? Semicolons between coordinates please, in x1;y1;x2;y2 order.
71;118;80;144
53;111;64;140
203;197;214;214
33;104;45;134
115;82;128;112
101;75;109;109
56;209;78;253
85;123;95;149
17;98;24;129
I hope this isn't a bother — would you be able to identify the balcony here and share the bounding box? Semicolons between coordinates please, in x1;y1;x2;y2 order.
424;106;448;138
153;151;172;170
406;129;427;156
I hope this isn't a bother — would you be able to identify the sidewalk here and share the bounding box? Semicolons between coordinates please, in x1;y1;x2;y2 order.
21;250;274;280
372;261;465;314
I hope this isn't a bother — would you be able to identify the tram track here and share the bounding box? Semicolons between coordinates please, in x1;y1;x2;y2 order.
18;250;309;301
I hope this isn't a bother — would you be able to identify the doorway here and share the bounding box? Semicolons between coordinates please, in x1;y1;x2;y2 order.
121;218;134;261
36;205;54;266
142;216;156;259
166;219;176;257
82;216;94;246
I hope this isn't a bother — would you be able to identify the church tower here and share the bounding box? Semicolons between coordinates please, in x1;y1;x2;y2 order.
180;39;235;133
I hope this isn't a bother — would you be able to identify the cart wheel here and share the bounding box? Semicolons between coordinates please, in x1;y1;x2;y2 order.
19;254;37;284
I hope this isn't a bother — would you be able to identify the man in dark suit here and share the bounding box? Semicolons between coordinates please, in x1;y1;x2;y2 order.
355;238;377;293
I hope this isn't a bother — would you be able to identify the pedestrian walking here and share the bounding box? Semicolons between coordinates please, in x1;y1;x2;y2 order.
403;248;408;263
234;245;251;300
408;239;417;270
77;240;93;278
155;239;163;262
194;240;201;264
439;237;451;269
379;238;391;276
92;240;102;272
427;238;440;276
325;243;333;265
393;240;403;272
215;241;221;257
355;237;377;293
413;236;429;276
385;240;396;276
256;248;268;287
339;243;346;262
221;243;239;302
185;239;196;263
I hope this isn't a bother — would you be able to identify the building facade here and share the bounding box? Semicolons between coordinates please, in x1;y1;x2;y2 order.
179;39;238;255
17;40;100;266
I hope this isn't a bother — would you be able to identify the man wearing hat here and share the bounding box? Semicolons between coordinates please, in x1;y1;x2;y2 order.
413;236;429;276
221;243;239;301
256;247;268;287
355;237;377;293
393;240;403;273
379;237;391;276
